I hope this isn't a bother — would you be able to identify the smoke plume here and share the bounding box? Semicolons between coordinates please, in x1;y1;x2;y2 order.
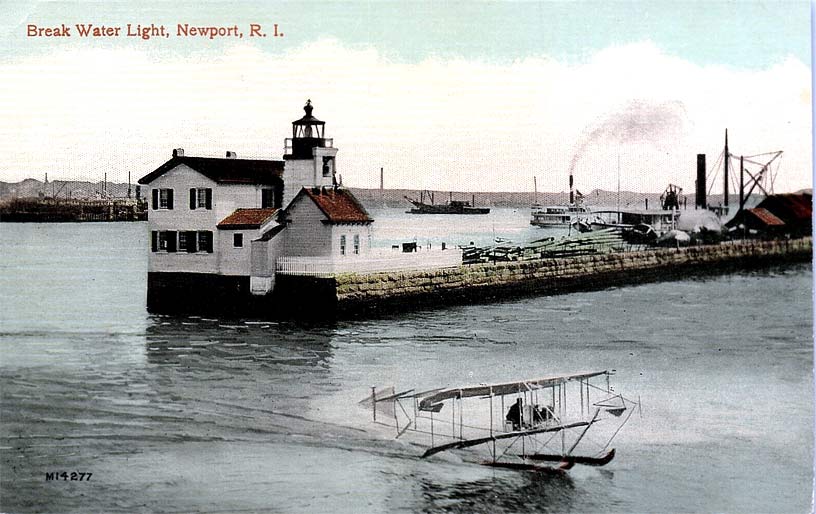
568;100;689;174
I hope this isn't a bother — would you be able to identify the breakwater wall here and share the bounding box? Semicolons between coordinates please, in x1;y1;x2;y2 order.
284;238;810;317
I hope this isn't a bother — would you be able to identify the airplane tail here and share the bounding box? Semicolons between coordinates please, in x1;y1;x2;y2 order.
359;386;396;420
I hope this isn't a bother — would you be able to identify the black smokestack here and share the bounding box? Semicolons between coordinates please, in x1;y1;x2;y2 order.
569;173;574;204
696;153;706;209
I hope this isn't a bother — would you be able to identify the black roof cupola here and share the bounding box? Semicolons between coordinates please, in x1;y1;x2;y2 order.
285;100;332;159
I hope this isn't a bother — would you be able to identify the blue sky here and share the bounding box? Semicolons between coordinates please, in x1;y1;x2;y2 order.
3;1;809;67
0;2;811;192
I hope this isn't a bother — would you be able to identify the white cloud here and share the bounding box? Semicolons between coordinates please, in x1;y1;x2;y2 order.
0;39;810;193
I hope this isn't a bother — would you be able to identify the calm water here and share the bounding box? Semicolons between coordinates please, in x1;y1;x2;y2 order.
0;217;812;513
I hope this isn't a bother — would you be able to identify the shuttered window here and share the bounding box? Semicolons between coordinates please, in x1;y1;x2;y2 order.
178;232;190;251
152;230;205;253
158;231;169;251
185;231;197;253
189;188;213;210
340;235;346;256
233;233;243;248
155;188;173;209
165;231;177;253
197;231;213;253
152;231;184;253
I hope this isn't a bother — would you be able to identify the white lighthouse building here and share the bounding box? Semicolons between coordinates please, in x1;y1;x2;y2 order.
138;101;373;314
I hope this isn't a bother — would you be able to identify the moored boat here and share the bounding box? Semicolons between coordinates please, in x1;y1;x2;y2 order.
530;204;592;227
405;191;490;214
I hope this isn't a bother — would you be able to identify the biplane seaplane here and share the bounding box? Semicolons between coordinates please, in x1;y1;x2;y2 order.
360;370;639;472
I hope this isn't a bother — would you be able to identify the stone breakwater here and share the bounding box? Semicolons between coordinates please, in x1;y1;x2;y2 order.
321;238;812;316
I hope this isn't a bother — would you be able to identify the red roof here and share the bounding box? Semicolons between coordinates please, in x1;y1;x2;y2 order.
746;207;785;227
757;193;812;224
217;208;278;229
295;187;373;224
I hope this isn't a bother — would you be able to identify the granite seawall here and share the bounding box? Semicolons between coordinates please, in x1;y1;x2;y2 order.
303;238;812;317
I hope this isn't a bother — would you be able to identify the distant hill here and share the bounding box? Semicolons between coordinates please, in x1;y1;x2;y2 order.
348;187;736;210
0;179;139;201
0;178;758;209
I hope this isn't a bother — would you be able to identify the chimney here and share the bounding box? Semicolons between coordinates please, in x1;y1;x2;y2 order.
696;154;706;209
173;148;184;157
226;151;237;159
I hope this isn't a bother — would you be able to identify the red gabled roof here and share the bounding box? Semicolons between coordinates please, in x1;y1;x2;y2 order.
292;187;373;224
746;207;785;227
757;193;812;223
217;208;278;229
138;156;284;185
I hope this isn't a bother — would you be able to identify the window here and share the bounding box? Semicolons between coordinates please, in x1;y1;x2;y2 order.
151;231;177;252
322;156;334;177
197;231;213;253
160;190;170;209
233;233;243;248
261;188;275;209
152;230;206;253
184;231;197;252
339;235;346;256
189;188;212;210
353;234;360;255
152;188;174;210
177;231;198;252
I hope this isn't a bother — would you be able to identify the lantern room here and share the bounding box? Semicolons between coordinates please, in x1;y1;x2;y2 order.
285;99;334;160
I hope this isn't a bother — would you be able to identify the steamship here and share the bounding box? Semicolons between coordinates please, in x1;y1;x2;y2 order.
530;171;590;227
405;191;490;215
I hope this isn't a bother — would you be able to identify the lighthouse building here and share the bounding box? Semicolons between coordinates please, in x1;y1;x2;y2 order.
138;101;373;314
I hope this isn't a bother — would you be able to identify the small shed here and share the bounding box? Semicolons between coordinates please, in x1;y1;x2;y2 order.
755;193;812;237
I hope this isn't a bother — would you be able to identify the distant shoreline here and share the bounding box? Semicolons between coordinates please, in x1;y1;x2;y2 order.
2;178;806;210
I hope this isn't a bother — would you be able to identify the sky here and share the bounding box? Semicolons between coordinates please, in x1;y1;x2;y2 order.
0;1;811;193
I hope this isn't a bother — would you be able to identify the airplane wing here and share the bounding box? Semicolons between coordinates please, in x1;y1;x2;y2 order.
416;370;610;411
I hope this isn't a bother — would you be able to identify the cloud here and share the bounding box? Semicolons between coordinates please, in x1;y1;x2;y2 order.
0;39;810;193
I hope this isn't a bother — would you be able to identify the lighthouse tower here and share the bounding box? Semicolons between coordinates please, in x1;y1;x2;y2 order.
282;100;338;207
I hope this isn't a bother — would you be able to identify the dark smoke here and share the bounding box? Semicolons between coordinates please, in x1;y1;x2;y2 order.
569;100;689;174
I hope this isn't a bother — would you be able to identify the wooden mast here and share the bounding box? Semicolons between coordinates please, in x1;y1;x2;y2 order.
724;129;729;209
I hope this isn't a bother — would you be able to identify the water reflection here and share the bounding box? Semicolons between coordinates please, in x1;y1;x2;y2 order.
145;316;334;371
140;316;344;446
419;470;576;513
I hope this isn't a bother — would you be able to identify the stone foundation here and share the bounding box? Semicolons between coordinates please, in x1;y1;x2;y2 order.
330;238;812;316
147;272;256;316
147;238;811;319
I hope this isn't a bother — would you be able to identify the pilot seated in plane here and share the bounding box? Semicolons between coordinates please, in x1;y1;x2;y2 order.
505;399;522;430
508;400;556;430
